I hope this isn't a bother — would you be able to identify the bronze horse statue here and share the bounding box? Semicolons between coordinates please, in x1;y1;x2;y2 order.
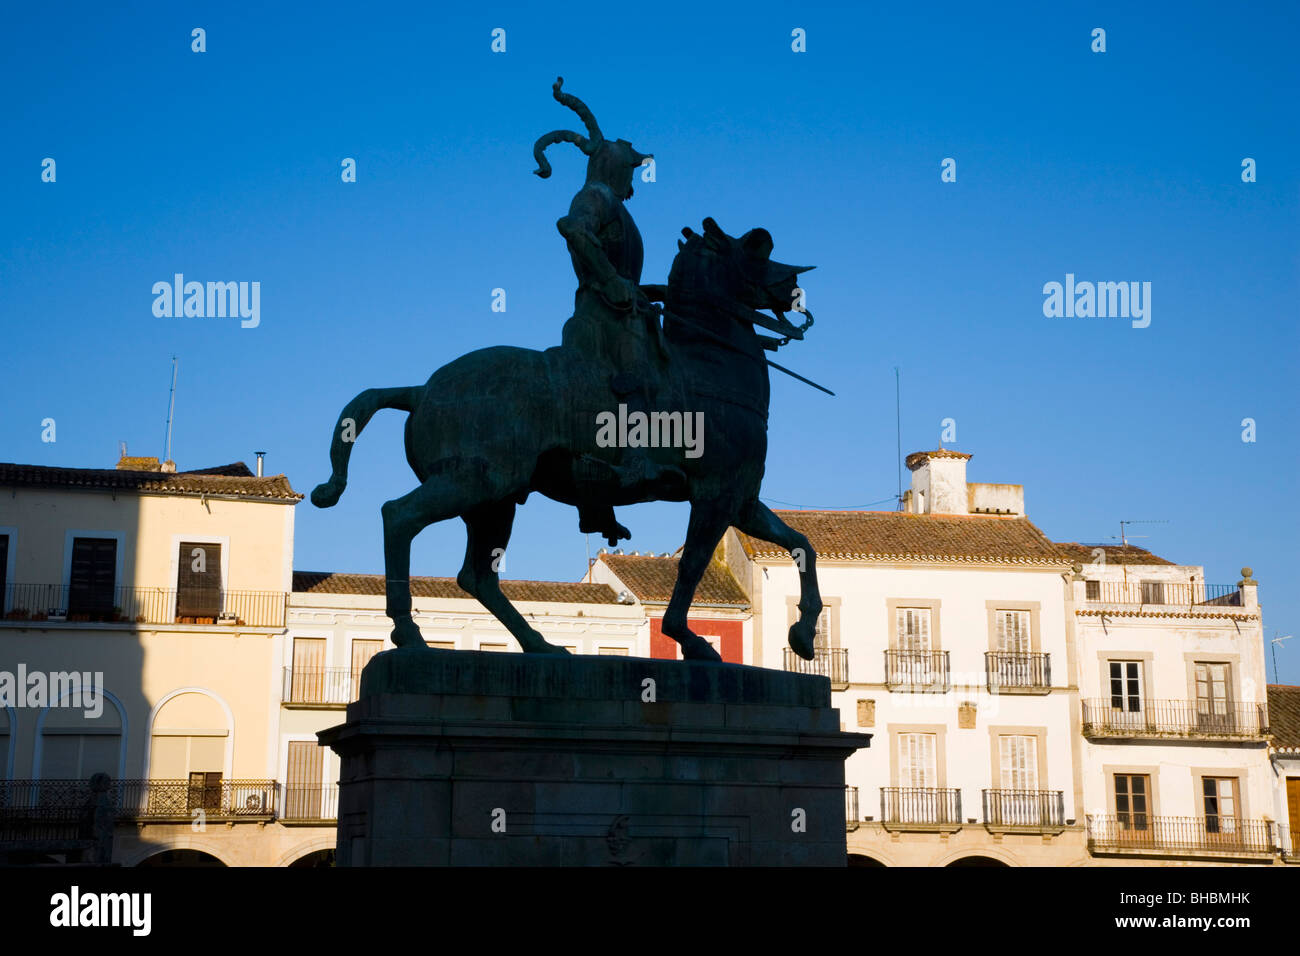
310;218;824;663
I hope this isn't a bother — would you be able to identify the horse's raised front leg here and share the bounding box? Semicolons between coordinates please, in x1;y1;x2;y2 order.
734;499;822;661
459;500;569;654
381;475;482;648
660;498;735;662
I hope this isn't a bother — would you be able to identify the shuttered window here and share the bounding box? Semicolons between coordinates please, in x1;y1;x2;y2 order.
286;740;325;819
350;639;383;700
898;733;937;788
998;735;1038;790
177;541;223;619
1202;777;1239;834
1195;662;1230;714
995;610;1030;653
896;608;931;652
814;609;831;651
291;638;327;703
69;537;116;615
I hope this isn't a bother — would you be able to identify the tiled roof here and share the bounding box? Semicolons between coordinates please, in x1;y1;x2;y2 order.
0;462;301;501
737;510;1068;565
293;571;621;605
905;449;972;470
1056;543;1176;567
596;554;750;606
1267;685;1300;752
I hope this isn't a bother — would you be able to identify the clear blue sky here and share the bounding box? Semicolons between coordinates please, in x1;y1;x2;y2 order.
3;2;1297;679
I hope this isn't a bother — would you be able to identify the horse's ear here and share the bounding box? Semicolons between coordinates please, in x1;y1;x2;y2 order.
681;227;699;240
701;217;728;250
741;228;774;260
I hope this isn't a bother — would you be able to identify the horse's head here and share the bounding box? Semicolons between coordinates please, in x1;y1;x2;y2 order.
667;218;815;341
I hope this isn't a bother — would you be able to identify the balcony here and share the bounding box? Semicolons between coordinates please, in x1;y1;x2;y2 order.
985;652;1051;694
0;778;278;822
982;789;1066;832
1083;580;1241;607
1081;699;1268;740
1087;814;1277;859
281;784;339;824
845;785;859;831
0;584;286;628
282;667;357;706
782;647;849;690
884;650;949;692
880;787;962;831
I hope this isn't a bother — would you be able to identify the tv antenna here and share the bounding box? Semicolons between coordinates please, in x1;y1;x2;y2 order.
1271;632;1294;684
894;367;903;510
162;356;178;465
1108;519;1168;585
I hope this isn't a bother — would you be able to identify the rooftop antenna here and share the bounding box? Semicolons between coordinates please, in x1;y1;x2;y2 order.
1271;633;1293;684
162;356;178;465
894;367;903;511
1109;519;1168;587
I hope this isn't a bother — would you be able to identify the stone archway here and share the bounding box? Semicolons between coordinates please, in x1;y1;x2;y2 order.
136;848;227;867
946;855;1010;867
847;853;887;867
288;848;336;867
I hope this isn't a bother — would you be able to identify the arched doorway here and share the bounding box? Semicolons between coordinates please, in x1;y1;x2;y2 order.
136;849;226;867
288;848;336;868
847;853;886;867
946;855;1010;867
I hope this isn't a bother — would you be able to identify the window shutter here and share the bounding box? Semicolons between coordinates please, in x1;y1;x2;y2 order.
291;638;327;703
350;639;383;700
1000;735;1037;790
69;537;117;614
177;542;223;619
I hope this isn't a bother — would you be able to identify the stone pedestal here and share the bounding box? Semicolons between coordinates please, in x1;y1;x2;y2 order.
318;647;870;866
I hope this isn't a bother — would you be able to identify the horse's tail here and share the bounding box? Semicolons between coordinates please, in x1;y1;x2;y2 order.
310;385;423;508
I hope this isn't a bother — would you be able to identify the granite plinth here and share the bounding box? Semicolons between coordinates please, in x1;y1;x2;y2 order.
319;647;871;866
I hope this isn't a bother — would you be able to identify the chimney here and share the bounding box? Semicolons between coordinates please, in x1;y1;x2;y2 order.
255;451;266;477
905;449;972;515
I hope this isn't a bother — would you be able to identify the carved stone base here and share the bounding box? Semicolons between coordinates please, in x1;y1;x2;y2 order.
318;647;870;866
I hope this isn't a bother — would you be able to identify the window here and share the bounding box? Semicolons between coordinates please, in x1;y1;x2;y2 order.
597;646;630;656
995;610;1030;653
896;608;931;652
176;542;222;619
1287;778;1300;851
1085;580;1100;600
1114;774;1150;832
426;640;456;650
480;643;509;652
1140;580;1166;604
1202;777;1239;836
69;537;116;616
998;735;1039;791
350;639;383;700
814;609;830;652
897;733;939;823
291;637;327;703
1194;662;1232;731
187;771;222;813
1108;661;1143;713
286;740;325;819
0;533;8;610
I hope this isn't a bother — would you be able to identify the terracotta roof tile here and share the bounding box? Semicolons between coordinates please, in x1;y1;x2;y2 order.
1267;685;1300;751
597;554;750;606
293;571;620;605
738;510;1068;565
1056;543;1176;567
0;462;301;501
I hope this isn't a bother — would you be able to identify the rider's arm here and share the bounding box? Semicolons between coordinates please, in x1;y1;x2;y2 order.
557;187;625;294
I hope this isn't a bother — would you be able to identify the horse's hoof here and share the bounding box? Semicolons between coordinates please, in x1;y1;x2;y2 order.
788;621;816;661
678;635;723;662
390;618;427;648
311;479;344;508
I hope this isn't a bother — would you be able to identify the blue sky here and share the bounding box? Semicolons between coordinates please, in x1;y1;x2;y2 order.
2;2;1297;679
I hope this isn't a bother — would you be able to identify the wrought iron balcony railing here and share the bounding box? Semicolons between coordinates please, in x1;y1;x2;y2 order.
985;652;1051;691
982;789;1065;829
782;647;849;689
1082;581;1241;607
282;667;358;705
1087;814;1276;856
845;785;859;831
884;650;949;691
1081;699;1268;739
0;778;278;821
881;787;962;826
1;584;286;627
281;784;339;823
